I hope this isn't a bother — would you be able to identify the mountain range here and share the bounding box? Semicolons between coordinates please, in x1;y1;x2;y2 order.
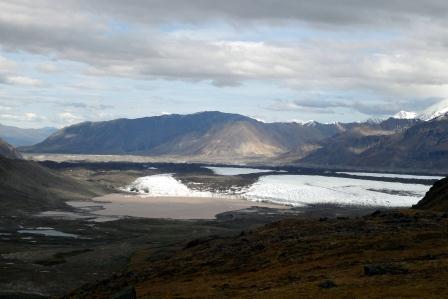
0;123;57;146
14;99;448;171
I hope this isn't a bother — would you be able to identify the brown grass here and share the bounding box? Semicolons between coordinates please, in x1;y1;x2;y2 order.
65;210;448;299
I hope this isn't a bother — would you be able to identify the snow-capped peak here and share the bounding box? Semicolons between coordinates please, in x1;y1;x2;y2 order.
392;111;417;120
419;99;448;121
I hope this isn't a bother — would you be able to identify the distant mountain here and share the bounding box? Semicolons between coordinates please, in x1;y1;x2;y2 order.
0;138;23;159
300;117;448;171
0;123;57;146
299;118;421;168
350;119;448;170
20;110;448;171
21;111;344;160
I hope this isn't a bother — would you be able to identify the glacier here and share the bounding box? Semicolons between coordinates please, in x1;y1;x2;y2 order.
123;173;431;208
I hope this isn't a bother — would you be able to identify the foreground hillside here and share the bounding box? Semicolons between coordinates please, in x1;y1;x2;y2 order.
65;209;448;299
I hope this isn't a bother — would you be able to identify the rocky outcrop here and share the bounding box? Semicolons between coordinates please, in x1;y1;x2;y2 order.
414;177;448;211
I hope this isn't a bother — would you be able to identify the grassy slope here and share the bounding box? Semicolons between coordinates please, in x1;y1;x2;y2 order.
65;209;448;299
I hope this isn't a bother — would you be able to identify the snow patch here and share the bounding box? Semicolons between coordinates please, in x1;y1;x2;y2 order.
392;111;417;120
205;166;274;176
419;99;448;121
122;174;214;197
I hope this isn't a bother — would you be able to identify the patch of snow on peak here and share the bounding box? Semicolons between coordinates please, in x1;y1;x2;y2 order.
367;118;385;124
393;111;417;119
419;99;448;121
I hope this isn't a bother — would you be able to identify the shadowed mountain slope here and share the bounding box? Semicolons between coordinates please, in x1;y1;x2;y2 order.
0;156;102;214
0;138;23;159
299;118;448;171
0;140;102;214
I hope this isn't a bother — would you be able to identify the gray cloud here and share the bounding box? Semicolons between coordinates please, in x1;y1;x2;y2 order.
1;1;448;121
268;97;441;116
73;0;448;27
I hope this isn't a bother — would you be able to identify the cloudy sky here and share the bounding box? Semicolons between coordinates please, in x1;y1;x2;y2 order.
1;1;448;128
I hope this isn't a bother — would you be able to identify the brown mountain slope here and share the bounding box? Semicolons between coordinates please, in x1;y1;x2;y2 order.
65;210;448;299
150;121;285;158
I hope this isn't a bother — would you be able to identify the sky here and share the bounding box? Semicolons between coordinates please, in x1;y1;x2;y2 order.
1;1;448;128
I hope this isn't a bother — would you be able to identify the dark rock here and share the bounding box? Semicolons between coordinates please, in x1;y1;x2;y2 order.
415;177;448;211
319;280;337;289
371;210;382;217
363;263;409;276
185;235;219;249
111;286;136;299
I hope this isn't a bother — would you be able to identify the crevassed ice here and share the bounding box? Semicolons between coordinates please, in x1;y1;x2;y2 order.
123;174;431;207
243;175;430;207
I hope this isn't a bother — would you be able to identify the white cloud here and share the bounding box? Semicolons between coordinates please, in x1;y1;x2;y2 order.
59;112;84;125
0;112;46;123
4;76;43;87
37;63;59;73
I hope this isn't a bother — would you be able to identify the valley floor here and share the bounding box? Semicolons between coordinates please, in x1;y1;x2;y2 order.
0;203;376;298
0;158;444;298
